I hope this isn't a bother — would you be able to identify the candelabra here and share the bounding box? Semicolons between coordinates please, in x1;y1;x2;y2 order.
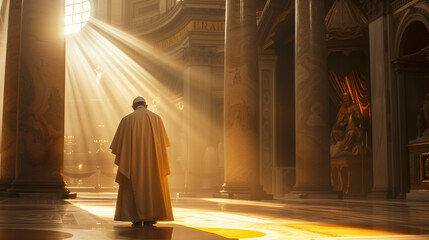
93;139;108;153
64;136;76;154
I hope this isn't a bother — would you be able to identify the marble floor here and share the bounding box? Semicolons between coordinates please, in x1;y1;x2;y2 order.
0;193;429;240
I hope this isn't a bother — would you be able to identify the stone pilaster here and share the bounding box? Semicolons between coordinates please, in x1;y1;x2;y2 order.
6;0;73;198
258;55;277;195
223;0;268;200
0;0;21;191
182;47;214;191
368;15;392;199
293;0;337;197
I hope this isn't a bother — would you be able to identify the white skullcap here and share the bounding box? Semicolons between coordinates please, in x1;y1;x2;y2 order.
133;96;146;104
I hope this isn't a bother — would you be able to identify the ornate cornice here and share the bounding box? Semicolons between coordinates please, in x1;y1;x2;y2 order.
391;0;414;12
121;1;226;54
360;0;391;22
130;1;225;37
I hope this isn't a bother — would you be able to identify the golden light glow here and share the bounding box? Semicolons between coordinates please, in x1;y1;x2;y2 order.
194;227;266;239
65;17;221;192
69;196;403;240
287;224;401;237
70;203;115;219
65;0;91;35
65;24;176;156
202;198;287;208
70;200;276;239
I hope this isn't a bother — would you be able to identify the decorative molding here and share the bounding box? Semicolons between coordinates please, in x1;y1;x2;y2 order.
360;0;391;22
182;47;216;66
392;0;414;12
392;3;429;59
130;1;225;35
412;4;429;20
156;20;225;49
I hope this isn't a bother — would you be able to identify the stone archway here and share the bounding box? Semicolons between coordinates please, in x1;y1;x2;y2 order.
392;5;429;197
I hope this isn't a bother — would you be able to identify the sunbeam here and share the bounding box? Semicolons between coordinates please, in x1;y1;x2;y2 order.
64;19;222;192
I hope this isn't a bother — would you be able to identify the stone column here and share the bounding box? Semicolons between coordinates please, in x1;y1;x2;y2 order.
223;0;267;199
294;0;336;197
0;0;22;191
6;0;72;197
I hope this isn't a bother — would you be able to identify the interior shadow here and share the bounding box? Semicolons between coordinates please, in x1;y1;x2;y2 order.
112;226;173;240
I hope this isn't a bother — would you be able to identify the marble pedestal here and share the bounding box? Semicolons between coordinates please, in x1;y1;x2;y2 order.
331;155;372;197
407;139;429;200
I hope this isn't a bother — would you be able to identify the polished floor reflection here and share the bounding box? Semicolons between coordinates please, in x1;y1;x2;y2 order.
0;193;429;239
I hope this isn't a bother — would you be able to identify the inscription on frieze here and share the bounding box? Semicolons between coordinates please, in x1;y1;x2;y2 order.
156;20;225;49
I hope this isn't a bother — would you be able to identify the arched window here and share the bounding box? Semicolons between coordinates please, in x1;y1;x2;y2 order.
65;0;91;35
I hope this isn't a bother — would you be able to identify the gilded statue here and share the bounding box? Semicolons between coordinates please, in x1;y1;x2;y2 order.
418;93;429;139
330;93;364;157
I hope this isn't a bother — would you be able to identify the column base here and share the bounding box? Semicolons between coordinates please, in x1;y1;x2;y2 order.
0;191;76;199
0;183;12;192
217;183;272;200
367;187;391;199
0;191;19;198
289;184;342;199
407;190;429;200
6;181;77;199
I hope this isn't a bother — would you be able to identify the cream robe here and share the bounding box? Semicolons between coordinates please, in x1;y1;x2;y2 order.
110;106;173;222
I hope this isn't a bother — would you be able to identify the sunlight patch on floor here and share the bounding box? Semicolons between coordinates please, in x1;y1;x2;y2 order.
69;196;410;240
287;224;399;237
70;201;291;239
69;202;116;219
194;227;266;239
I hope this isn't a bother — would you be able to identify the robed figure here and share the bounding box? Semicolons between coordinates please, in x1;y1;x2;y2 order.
330;93;364;157
110;96;173;227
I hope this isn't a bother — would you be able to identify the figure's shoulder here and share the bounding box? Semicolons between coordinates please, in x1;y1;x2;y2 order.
146;111;165;124
120;111;140;123
145;108;160;118
123;111;135;119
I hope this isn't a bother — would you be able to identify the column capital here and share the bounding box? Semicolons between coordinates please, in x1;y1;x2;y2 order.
258;55;278;66
182;46;216;66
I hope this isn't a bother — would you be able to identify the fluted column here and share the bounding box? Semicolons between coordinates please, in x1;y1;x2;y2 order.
6;0;71;197
294;0;336;196
223;0;266;199
0;0;21;191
